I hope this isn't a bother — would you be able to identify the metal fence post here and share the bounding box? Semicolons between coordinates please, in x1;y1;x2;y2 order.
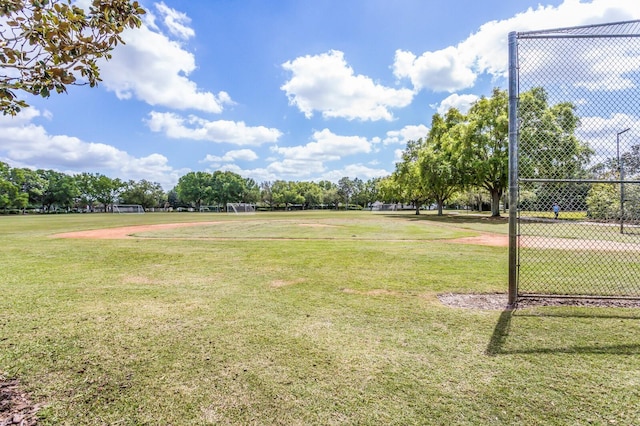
508;31;519;307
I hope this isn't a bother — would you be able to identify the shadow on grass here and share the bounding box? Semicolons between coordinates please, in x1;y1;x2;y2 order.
486;308;640;356
485;309;513;356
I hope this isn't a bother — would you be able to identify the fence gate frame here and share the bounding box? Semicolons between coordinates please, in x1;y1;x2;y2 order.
508;21;640;306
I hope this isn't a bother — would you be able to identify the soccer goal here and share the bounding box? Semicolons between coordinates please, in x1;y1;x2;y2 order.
371;202;398;212
226;203;256;214
112;204;145;214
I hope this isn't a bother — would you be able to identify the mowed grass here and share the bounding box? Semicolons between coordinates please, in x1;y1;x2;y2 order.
1;211;639;425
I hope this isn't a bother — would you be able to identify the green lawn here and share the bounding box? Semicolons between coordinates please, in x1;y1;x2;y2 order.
1;211;639;425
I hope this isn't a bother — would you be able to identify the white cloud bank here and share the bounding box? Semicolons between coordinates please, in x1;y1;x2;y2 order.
99;3;232;113
146;112;282;146
434;94;479;115
0;110;183;189
393;0;640;93
281;50;415;121
383;125;429;145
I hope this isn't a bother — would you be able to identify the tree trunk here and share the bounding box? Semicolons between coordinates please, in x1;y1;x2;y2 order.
415;203;420;215
437;201;444;216
491;189;502;217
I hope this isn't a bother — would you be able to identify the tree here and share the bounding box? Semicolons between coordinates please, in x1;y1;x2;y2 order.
353;177;380;209
337;177;355;210
419;110;466;216
92;174;123;211
377;175;401;204
210;171;245;208
1;0;146;115
241;178;260;204
175;171;212;210
9;167;46;207
519;87;589;180
40;169;78;211
518;87;592;212
316;180;338;209
260;181;274;210
297;181;323;209
120;179;166;209
456;88;509;217
271;180;304;209
0;161;26;211
393;139;432;215
75;172;98;209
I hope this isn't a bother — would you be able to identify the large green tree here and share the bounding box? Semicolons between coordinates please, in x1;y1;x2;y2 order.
337;177;355;210
271;180;304;209
456;88;509;217
419;109;465;216
1;0;145;115
40;169;78;211
120;179;166;209
175;171;212;210
392;139;432;215
518;87;591;212
210;171;245;208
0;161;26;211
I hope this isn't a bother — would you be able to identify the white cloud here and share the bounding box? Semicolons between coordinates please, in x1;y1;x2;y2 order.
263;129;375;179
393;0;640;93
146;112;282;146
434;93;479;115
577;113;640;160
281;50;415;121
203;149;259;164
155;2;195;40
393;149;404;164
319;164;391;182
393;48;477;93
272;128;372;161
99;20;231;113
0;110;182;189
383;124;429;145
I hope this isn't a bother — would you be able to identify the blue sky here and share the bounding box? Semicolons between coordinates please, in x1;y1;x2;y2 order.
1;0;638;189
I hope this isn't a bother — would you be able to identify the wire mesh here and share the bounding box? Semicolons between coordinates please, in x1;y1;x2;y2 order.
514;21;640;298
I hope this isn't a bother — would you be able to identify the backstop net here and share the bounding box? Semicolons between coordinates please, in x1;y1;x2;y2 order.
508;20;640;301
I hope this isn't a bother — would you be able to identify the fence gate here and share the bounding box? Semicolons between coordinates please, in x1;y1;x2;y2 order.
508;21;640;303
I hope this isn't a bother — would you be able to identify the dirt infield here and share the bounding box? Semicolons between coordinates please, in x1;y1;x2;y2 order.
51;222;640;251
52;222;511;246
52;222;222;239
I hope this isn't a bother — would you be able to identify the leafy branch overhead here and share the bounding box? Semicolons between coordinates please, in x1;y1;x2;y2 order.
0;0;145;115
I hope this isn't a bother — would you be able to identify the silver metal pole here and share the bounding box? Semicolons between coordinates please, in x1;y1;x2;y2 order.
508;32;519;307
617;128;630;234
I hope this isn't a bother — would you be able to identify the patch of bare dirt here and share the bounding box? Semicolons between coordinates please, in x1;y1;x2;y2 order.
438;293;640;309
515;297;640;308
270;278;306;288
342;288;402;296
0;376;41;426
52;221;221;239
438;293;509;310
445;234;508;247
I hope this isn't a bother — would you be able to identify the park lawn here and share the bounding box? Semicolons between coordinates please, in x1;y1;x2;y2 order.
1;211;639;425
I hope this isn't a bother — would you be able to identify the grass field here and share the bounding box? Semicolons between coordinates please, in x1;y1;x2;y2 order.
1;211;639;425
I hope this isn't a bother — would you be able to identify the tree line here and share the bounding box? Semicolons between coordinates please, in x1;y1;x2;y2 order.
2;87;637;218
0;164;384;213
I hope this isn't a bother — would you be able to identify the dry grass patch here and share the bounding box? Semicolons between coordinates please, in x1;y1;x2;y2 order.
341;288;402;297
270;278;306;288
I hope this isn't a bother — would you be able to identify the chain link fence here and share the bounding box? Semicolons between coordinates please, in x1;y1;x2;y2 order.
509;21;640;300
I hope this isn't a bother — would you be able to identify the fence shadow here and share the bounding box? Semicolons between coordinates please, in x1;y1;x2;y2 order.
485;308;640;356
485;309;514;356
